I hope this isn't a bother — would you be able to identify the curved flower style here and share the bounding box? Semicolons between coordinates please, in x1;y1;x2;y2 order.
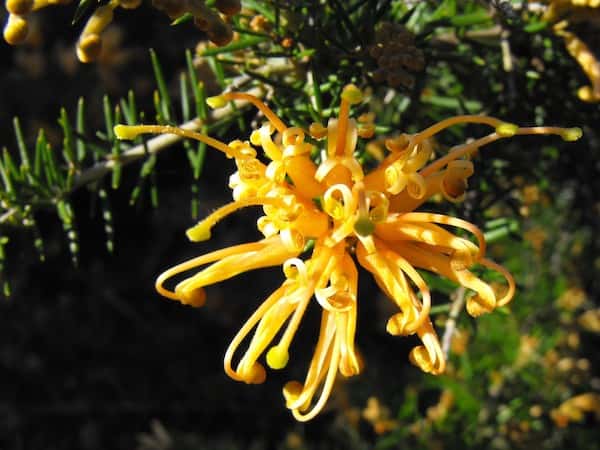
115;85;581;421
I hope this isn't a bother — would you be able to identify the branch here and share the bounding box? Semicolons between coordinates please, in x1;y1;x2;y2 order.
0;86;264;226
72;85;264;191
442;286;467;359
0;208;18;225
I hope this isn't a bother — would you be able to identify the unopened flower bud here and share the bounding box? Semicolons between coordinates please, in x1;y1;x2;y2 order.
3;14;28;45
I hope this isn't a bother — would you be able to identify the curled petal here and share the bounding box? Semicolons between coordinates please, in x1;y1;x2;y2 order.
406;172;427;199
409;321;445;374
441;160;474;203
384;161;408;195
224;285;287;381
258;123;283;160
379;212;486;264
323;184;356;221
282;127;306;146
389;241;497;316
403;140;433;173
356;241;422;335
285;313;342;422
156;237;300;304
480;258;516;307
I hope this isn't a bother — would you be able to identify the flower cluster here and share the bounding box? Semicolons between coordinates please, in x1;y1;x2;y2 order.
368;21;425;89
115;85;580;421
3;0;239;61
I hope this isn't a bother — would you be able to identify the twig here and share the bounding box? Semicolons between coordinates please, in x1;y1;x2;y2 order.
72;86;264;191
442;286;467;359
0;86;266;227
0;207;18;225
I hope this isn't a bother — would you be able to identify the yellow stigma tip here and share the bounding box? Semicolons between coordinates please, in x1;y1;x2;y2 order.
206;95;227;109
341;84;363;105
113;124;139;140
495;122;519;137
561;127;583;142
266;345;289;370
185;222;212;242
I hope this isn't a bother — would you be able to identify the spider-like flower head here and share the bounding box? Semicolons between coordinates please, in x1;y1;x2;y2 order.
115;85;580;421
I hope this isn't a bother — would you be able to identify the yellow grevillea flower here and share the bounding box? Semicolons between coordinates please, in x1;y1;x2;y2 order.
115;85;580;421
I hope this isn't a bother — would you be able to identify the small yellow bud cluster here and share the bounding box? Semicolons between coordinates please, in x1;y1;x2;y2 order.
1;0;142;61
368;21;425;89
77;0;121;63
3;0;240;60
152;0;240;46
3;0;72;45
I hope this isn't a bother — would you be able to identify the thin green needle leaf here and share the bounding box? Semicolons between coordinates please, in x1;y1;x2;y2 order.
186;49;208;120
120;90;139;125
171;12;193;25
309;68;323;117
484;220;519;243
153;90;165;124
450;10;491;27
0;236;9;297
150;48;173;122
180;72;191;121
103;95;114;139
12;117;30;170
59;108;75;165
241;0;275;21
76;97;86;163
3;148;21;184
41;140;63;189
0;149;14;194
111;106;122;190
199;36;268;56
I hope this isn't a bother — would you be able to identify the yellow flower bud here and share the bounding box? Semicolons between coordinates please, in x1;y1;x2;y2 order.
6;0;34;15
3;14;28;45
77;33;103;63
